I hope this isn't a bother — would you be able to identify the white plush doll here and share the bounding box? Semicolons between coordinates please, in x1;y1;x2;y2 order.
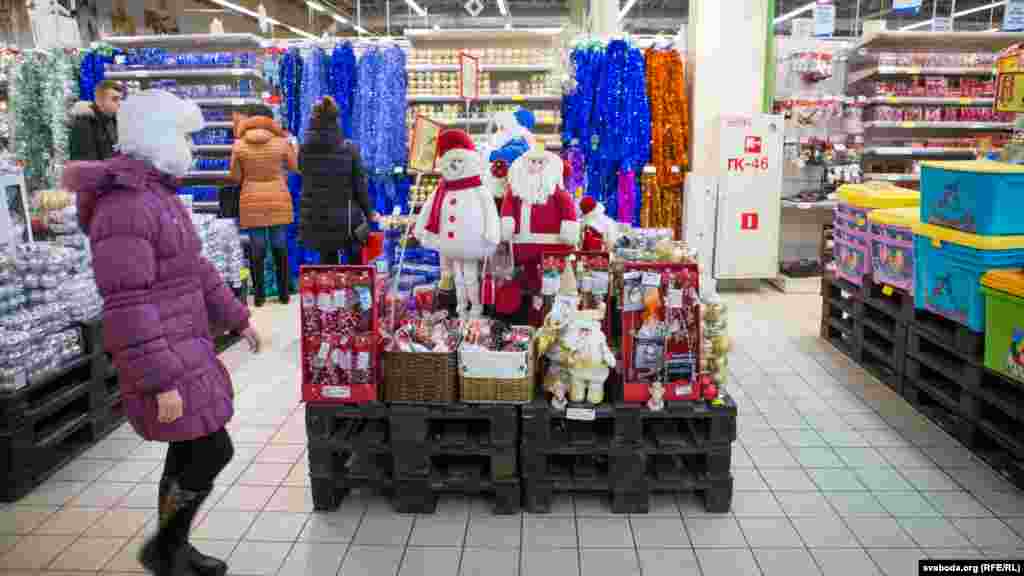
413;129;500;318
483;108;537;199
562;305;616;404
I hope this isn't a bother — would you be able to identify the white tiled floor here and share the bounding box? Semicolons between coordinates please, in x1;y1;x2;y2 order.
1;288;1023;575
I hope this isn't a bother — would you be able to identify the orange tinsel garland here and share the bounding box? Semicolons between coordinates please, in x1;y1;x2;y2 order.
644;48;689;189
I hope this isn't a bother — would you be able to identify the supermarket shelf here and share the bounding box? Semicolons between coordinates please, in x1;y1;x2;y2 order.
409;63;552;72
193;201;220;213
191;97;262;107
421;117;561;127
406;28;562;46
863;121;1013;130
104;68;261;80
864;173;920;182
863;146;978;157
852;31;1024;54
408;94;560;103
866;96;994;106
202;122;234;129
104;33;265;50
192;145;233;153
849;66;994;85
184;170;231;179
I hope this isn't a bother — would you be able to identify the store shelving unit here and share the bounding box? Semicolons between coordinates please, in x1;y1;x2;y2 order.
104;33;265;209
847;32;1024;187
404;29;563;213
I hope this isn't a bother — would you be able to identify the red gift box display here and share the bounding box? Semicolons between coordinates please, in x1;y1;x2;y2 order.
300;265;380;403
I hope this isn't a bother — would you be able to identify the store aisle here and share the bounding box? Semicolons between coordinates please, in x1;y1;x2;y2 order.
0;291;1021;576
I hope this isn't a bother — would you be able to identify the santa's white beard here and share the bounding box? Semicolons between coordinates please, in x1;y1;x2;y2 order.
511;169;557;205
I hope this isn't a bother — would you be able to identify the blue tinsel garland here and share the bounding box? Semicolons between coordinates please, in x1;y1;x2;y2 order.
330;42;357;138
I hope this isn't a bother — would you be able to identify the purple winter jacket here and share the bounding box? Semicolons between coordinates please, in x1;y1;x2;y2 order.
63;156;251;442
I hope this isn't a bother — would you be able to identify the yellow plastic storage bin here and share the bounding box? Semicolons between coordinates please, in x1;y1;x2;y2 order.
981;270;1024;384
868;207;919;293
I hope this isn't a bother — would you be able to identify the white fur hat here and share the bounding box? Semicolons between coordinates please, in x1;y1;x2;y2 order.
117;90;204;176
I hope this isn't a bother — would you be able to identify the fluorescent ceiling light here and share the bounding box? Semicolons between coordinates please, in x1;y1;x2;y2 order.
206;0;317;38
405;0;427;17
900;1;1007;31
496;0;508;16
354;24;369;34
306;0;325;12
619;0;638;20
774;1;814;25
306;0;348;24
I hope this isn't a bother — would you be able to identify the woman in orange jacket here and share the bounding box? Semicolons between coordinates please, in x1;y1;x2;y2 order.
229;105;298;307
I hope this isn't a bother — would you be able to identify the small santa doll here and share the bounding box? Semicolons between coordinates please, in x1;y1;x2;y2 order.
579;197;619;253
414;129;500;318
501;147;581;324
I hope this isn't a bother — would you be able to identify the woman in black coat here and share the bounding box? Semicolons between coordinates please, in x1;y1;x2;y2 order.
299;96;378;265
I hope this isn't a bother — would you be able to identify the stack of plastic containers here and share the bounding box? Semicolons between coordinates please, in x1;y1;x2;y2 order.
915;160;1024;332
981;270;1024;384
834;182;920;287
868;207;919;293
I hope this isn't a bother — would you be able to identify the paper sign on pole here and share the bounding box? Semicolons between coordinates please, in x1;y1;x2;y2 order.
813;0;836;37
1005;0;1024;32
792;18;813;39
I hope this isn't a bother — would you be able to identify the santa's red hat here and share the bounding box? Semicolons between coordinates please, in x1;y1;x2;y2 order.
436;129;475;161
579;196;597;215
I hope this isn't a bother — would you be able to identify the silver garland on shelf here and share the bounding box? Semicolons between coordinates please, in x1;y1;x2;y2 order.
10;50;78;192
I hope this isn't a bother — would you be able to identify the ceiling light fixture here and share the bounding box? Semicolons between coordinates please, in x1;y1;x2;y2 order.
496;0;509;16
899;0;1007;31
405;0;428;17
206;0;317;38
354;24;369;34
774;1;815;25
618;0;638;20
306;0;348;24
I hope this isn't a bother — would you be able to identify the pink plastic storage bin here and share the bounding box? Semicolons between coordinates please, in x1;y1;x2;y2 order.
833;182;921;286
868;207;918;293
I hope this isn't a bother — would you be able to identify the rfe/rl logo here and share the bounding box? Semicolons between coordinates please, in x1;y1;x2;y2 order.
744;136;762;154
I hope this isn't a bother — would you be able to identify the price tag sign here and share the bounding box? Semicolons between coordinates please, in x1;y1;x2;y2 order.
566;407;596;421
908;67;922;75
1005;0;1024;32
959;97;972;105
813;0;836;37
900;122;917;128
642;272;662;287
322;386;352;399
667;288;684;309
512;95;525;102
232;98;247;106
886;96;899;103
675;383;692;397
882;285;894;296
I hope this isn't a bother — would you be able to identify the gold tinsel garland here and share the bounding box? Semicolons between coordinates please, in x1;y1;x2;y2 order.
644;48;689;189
640;172;681;238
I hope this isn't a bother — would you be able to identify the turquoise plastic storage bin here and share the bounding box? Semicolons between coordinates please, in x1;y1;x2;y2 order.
913;222;1024;332
920;160;1024;236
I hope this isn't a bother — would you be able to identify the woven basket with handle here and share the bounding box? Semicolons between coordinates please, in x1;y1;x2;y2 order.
382;351;459;403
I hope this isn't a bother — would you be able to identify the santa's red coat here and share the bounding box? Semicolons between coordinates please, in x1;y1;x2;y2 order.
500;186;577;291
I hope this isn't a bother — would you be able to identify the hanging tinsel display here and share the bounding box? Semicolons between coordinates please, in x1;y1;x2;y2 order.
278;48;304;137
12;53;53;191
330;42;357;138
79;44;115;102
353;46;382;169
354;44;408;214
645;46;688;189
48;50;80;187
298;46;328;143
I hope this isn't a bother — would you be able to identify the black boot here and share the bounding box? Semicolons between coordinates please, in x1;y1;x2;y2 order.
139;483;209;576
251;242;266;308
272;247;290;305
155;478;227;576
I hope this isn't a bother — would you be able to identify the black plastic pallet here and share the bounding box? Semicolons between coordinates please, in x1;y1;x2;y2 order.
911;308;984;364
861;275;914;324
520;400;615;452
389;403;519;448
973;369;1024;424
902;364;975;447
822;273;864;305
907;328;984;403
860;313;907;394
613;400;737;448
963;418;1024;489
522;470;733;514
305;403;391;448
821;299;862;362
904;357;978;422
0;411;121;502
0;354;96;432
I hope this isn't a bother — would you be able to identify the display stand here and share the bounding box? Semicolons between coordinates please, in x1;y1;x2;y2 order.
820;272;1024;488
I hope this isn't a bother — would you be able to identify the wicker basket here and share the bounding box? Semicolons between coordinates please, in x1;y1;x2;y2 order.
459;330;536;404
382;351;459;403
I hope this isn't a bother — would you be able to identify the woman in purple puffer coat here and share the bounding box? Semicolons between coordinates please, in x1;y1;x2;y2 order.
63;90;263;576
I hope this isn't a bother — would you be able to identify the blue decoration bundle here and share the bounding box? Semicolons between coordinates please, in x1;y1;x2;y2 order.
562;40;651;225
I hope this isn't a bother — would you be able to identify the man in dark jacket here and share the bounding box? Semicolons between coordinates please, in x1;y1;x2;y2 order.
69;80;123;161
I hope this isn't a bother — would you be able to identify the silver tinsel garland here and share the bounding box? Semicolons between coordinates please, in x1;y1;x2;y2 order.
11;50;78;192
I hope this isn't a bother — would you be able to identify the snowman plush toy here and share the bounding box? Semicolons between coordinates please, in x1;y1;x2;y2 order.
484;108;537;199
414;129;501;318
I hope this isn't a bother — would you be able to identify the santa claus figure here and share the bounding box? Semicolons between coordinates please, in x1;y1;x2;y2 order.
501;147;580;323
414;129;500;318
579;197;619;252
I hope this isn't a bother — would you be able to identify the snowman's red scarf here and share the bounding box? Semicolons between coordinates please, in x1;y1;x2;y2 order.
423;175;483;234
